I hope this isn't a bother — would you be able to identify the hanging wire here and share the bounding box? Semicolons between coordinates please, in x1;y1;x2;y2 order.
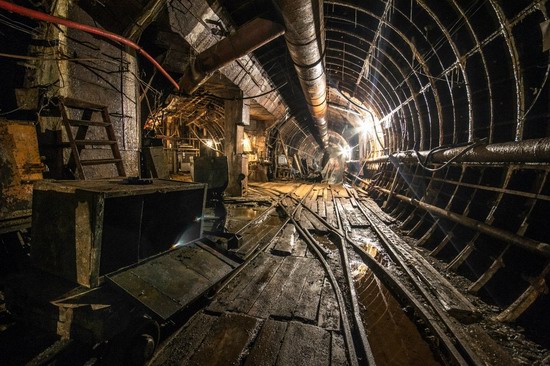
194;82;288;101
522;53;550;120
0;106;23;115
331;86;386;150
394;138;488;172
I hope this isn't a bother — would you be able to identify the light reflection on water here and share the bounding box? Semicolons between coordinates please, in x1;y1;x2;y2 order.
351;260;441;366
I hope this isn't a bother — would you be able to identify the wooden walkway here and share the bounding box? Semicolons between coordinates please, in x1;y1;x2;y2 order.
148;182;518;366
151;235;346;366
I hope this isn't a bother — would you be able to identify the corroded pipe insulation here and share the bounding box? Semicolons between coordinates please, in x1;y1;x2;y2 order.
276;0;329;149
365;137;550;164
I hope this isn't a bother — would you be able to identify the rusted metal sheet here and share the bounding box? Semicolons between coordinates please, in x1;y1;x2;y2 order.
0;120;43;233
107;242;238;320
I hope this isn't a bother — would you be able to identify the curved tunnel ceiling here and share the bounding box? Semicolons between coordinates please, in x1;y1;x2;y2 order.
217;0;550;161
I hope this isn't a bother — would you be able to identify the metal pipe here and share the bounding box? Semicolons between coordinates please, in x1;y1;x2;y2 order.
276;0;328;149
0;0;180;90
179;18;284;94
365;138;550;164
372;186;550;258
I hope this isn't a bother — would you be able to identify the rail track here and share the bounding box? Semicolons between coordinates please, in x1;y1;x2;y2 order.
246;182;510;366
24;182;509;365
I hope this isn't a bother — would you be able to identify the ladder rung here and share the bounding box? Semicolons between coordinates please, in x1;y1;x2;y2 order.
62;98;104;111
68;119;110;127
80;158;123;166
74;140;117;145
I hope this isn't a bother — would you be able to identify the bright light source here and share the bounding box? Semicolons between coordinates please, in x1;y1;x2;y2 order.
339;145;352;160
360;121;370;135
205;139;214;148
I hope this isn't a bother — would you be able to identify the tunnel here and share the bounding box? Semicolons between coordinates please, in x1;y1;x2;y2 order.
0;0;549;365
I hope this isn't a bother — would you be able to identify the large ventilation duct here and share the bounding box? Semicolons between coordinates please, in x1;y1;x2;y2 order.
276;0;328;149
180;18;285;94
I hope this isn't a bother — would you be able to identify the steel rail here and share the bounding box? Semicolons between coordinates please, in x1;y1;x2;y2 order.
280;203;362;366
287;187;475;365
351;191;483;365
255;184;367;366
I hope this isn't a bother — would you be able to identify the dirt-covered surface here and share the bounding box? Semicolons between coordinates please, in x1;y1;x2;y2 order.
395;225;550;366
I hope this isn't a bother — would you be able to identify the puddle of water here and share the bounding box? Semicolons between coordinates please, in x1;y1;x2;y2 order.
351;261;441;366
228;206;263;220
311;233;338;252
225;206;266;232
349;229;392;265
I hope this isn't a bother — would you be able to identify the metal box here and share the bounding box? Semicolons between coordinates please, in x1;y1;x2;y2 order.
0;120;44;233
30;179;207;288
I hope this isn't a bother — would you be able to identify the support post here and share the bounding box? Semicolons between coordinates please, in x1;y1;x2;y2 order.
224;89;248;196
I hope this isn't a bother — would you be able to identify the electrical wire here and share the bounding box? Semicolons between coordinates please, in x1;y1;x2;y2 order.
331;86;387;150
0;0;180;90
522;53;550;121
0;106;23;115
394;138;488;172
196;82;288;101
0;51;120;64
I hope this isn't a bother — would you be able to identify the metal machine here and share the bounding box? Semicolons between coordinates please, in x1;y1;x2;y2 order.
6;179;238;364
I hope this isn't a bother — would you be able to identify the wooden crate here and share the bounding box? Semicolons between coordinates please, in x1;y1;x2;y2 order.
31;179;206;288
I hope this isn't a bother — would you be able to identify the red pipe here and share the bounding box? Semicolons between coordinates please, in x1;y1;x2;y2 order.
0;1;180;90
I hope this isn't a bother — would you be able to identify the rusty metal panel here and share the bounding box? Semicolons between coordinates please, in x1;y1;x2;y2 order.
0;120;43;233
107;242;238;320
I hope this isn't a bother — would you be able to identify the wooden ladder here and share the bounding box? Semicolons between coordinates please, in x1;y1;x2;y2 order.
59;98;126;179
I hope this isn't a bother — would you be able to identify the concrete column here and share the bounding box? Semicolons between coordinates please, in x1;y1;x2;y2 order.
224;89;249;196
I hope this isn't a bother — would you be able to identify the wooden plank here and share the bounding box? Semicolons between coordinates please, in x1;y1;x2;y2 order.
359;197;395;224
338;198;369;228
294;262;325;322
173;244;236;281
365;211;479;322
233;223;280;260
109;252;219;319
292;238;308;257
332;185;349;198
318;278;340;330
244;319;288;366
269;257;314;319
248;256;301;317
325;201;337;228
208;253;274;313
187;313;260;366
150;312;216;366
272;224;296;256
303;210;328;234
299;211;315;231
276;321;331;366
295;184;310;199
317;200;327;218
309;198;318;213
331;332;349;366
230;254;285;314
